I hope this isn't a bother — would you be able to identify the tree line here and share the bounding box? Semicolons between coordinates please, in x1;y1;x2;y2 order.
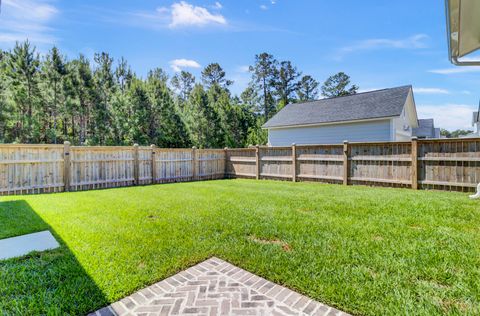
0;41;359;147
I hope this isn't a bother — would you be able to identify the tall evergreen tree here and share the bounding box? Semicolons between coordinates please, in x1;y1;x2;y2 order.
201;63;233;88
274;61;301;109
115;57;133;94
171;71;195;103
321;72;358;98
93;52;115;144
146;72;189;147
0;43;333;148
249;53;278;120
184;84;223;148
297;75;319;101
4;41;41;142
148;68;169;84
240;84;259;113
126;79;150;145
0;50;10;142
67;55;97;144
42;46;67;143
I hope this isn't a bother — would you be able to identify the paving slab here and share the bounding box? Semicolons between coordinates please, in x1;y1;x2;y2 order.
89;257;350;316
0;230;59;261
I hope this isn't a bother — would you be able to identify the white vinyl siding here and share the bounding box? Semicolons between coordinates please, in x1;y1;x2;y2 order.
267;119;392;146
393;115;412;141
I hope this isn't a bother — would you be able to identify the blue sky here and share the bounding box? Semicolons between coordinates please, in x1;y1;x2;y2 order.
1;0;479;130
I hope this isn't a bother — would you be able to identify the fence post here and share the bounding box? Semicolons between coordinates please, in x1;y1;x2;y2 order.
255;145;260;180
411;137;419;190
133;143;139;185
291;143;297;182
63;141;71;192
150;144;156;184
192;146;197;181
343;140;350;185
224;147;229;179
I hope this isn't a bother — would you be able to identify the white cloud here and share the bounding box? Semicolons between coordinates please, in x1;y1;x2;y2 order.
417;104;477;130
169;58;201;72
413;88;450;95
127;1;227;30
428;67;480;75
260;5;268;10
338;34;429;59
169;1;226;28
236;65;250;73
0;0;59;46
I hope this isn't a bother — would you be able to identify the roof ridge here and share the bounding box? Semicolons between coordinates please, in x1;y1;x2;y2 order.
263;85;413;129
286;85;412;107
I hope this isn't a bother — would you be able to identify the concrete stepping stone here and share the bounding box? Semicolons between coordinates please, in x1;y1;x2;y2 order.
89;257;350;316
0;230;59;261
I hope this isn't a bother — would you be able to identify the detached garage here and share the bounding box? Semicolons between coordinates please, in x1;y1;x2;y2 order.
263;85;439;146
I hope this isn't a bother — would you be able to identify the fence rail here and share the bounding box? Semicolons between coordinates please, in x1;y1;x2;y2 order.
0;138;478;195
0;143;225;195
226;138;480;192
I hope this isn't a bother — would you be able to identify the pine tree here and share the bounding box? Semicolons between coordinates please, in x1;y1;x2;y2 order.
93;52;115;144
184;84;223;148
115;57;133;94
249;53;278;120
297;75;319;101
274;60;301;109
126;79;150;145
42;46;67;143
0;43;326;148
171;71;195;104
201;63;233;88
4;41;42;142
0;50;10;142
321;72;358;98
146;72;190;147
67;55;97;144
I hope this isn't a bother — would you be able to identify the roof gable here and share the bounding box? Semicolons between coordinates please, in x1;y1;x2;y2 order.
263;85;413;128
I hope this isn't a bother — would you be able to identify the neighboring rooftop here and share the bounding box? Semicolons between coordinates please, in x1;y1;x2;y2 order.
263;85;412;128
413;119;440;139
473;111;479;124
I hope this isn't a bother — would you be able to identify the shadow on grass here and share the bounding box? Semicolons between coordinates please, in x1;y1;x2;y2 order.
0;200;107;315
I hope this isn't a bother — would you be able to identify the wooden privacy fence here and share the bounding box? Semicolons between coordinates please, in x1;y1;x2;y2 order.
0;143;225;195
0;138;479;195
225;138;480;192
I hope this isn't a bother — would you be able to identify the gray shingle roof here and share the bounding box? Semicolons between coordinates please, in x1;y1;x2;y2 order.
413;118;440;138
263;85;412;128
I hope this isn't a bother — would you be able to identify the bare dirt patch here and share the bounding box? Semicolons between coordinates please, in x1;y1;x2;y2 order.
248;236;292;252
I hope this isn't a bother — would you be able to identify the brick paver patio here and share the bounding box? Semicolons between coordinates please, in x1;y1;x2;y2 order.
89;257;350;316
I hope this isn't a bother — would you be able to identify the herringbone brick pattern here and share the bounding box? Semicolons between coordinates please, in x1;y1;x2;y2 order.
89;257;350;316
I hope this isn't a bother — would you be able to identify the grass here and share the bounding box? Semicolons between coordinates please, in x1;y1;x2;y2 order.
0;179;479;315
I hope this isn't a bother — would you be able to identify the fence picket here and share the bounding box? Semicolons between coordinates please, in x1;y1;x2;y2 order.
0;139;478;195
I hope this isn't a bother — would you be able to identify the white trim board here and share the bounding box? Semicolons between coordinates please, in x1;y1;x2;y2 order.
0;230;59;261
263;116;398;130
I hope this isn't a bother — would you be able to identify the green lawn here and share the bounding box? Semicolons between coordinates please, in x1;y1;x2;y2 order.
0;180;479;315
